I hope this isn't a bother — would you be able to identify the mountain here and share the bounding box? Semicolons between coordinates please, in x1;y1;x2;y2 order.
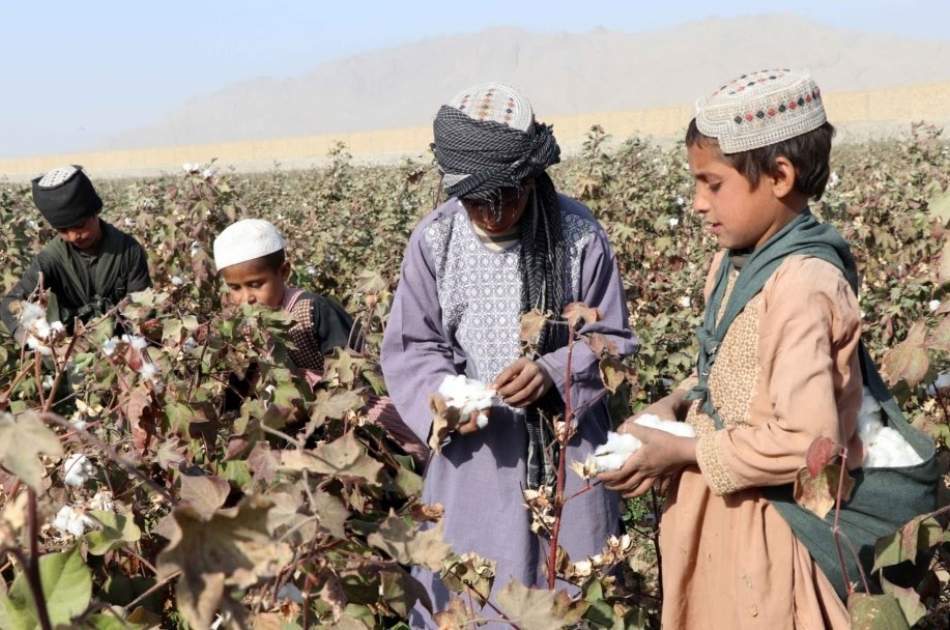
104;13;950;150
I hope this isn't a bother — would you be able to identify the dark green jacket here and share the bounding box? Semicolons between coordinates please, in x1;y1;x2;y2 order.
1;220;151;335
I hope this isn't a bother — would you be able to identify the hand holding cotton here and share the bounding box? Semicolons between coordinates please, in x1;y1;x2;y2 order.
579;414;697;476
438;375;497;429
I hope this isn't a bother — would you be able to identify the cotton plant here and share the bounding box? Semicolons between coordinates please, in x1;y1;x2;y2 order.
438;374;497;429
573;414;696;478
856;387;923;469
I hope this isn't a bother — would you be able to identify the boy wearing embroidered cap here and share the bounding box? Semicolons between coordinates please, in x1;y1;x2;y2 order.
1;166;151;336
214;218;355;372
213;219;429;464
599;69;936;628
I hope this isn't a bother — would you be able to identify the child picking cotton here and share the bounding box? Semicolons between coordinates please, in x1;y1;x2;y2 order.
213;219;426;463
381;83;636;627
598;70;936;629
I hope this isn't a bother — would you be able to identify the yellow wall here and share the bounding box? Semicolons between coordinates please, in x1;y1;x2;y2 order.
2;81;949;180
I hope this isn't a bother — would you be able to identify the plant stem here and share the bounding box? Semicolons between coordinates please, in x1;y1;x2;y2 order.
41;333;79;414
546;330;575;590
649;488;664;602
831;447;855;595
0;362;36;409
26;489;53;630
33;354;47;411
122;570;180;611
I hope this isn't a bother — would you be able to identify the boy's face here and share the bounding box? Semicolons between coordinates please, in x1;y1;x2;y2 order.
687;142;793;251
220;258;290;308
57;215;103;253
462;179;534;235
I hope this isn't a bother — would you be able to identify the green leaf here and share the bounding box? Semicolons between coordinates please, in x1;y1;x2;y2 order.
0;546;92;628
496;580;567;630
393;465;423;498
85;511;142;556
880;322;929;388
928;315;950;352
0;412;63;491
279;431;384;485
847;593;910;630
929;189;950;223
179;472;231;521
940;238;950;286
156;495;292;629
367;512;452;571
164;401;196;435
162;318;184;344
793;463;853;520
873;515;944;572
85;609;149;629
379;567;431;619
220;460;252;487
881;577;926;627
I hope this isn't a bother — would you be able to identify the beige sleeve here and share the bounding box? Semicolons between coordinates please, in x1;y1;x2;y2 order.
696;257;863;494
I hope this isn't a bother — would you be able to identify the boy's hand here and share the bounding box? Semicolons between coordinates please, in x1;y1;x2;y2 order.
457;408;488;435
598;422;697;497
494;358;553;407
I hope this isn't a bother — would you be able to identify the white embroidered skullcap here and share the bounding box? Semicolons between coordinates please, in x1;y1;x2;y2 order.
38;165;80;188
213;219;285;272
695;69;826;153
441;83;535;190
447;82;534;131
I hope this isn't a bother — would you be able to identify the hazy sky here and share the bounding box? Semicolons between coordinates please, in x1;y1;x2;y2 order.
1;0;947;158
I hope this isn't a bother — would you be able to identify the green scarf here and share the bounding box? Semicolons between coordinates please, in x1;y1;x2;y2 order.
688;210;937;599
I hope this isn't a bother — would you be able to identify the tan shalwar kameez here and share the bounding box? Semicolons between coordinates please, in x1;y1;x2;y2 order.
660;253;865;629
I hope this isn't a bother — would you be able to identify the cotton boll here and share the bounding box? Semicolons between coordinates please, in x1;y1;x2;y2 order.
859;386;924;469
101;337;119;357
595;432;642;457
856;387;884;446
63;453;96;487
635;414;696;438
139;362;159;381
591;451;631;473
26;335;53;355
52;505;96;537
89;490;115;512
121;334;148;351
17;302;46;331
582;416;695;475
438;375;496;420
865;428;924;469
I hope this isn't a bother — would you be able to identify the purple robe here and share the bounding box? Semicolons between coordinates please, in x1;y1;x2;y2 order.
381;195;636;627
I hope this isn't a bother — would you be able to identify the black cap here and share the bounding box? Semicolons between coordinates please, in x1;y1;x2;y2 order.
31;165;103;229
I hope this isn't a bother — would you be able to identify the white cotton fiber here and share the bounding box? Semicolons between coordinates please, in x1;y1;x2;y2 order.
438;375;496;428
857;387;923;469
587;414;696;473
635;413;698;438
591;432;642;473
